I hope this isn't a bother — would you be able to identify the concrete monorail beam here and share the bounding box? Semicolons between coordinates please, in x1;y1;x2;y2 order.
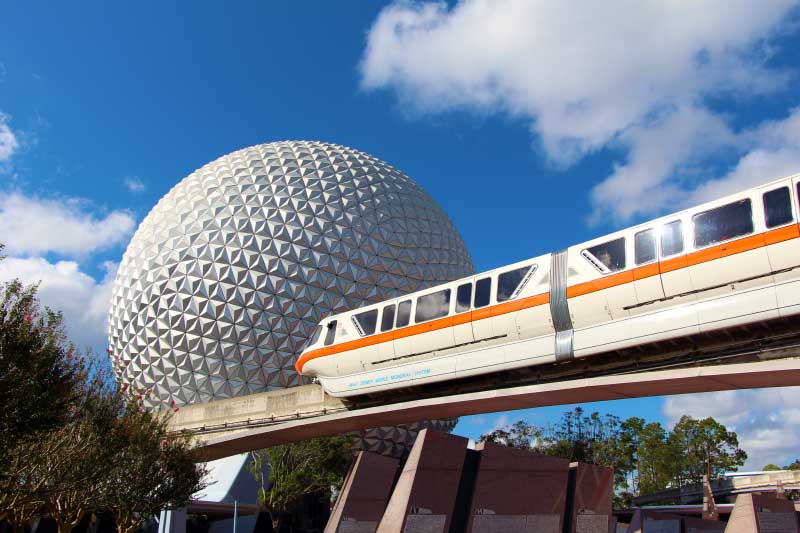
178;358;800;460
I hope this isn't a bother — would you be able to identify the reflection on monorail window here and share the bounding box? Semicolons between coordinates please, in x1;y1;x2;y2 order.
380;304;396;332
324;320;337;346
585;237;626;273
693;199;753;248
474;278;491;308
497;266;531;301
764;187;793;228
396;300;412;328
305;324;323;350
456;283;472;313
635;229;656;265
353;309;378;336
415;289;451;323
661;220;683;257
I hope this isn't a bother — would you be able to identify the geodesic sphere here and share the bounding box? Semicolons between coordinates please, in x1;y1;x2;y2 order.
108;141;473;407
353;418;459;459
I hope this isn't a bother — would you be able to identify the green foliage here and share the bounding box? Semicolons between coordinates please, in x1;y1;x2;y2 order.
668;415;747;486
479;408;748;505
101;399;207;533
761;459;800;471
0;276;80;447
480;408;633;491
249;435;353;529
620;417;680;496
0;249;207;532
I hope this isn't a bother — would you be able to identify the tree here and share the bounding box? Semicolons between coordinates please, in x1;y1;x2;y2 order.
784;459;800;470
763;464;782;471
478;409;748;506
621;418;678;496
479;408;635;497
479;420;546;452
0;252;86;528
0;273;80;447
249;435;353;531
0;244;206;531
101;399;208;533
40;373;124;533
668;416;747;487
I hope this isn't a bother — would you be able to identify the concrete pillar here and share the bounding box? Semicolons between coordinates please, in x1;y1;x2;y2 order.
326;451;400;533
376;429;468;533
465;441;570;532
725;493;798;533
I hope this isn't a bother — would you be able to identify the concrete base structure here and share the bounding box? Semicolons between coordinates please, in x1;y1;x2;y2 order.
465;442;570;532
376;430;468;533
725;493;798;532
683;517;725;532
327;452;400;533
326;429;619;533
567;462;614;533
627;510;683;532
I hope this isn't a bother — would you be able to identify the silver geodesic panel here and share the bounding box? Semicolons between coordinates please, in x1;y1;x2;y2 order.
108;141;473;408
353;419;459;459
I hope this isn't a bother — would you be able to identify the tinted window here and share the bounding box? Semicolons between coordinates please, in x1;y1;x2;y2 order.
635;229;656;265
380;304;396;332
764;187;793;228
324;320;337;346
456;283;472;313
396;300;412;328
693;199;753;248
661;220;683;257
305;325;323;350
353;309;378;336
584;237;626;273
415;289;451;323
474;277;491;308
497;266;531;302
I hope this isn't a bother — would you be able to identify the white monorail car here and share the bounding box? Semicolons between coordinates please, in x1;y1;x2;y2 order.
296;174;800;397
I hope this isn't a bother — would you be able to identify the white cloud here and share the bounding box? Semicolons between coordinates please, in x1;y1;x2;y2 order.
663;387;800;471
0;193;135;257
361;0;799;221
590;105;736;222
0;256;117;351
0;112;18;162
687;106;800;205
123;177;146;193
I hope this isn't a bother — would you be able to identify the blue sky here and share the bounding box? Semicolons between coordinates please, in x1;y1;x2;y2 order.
2;1;800;469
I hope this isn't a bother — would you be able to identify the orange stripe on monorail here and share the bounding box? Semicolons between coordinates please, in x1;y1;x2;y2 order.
295;292;550;372
295;224;800;374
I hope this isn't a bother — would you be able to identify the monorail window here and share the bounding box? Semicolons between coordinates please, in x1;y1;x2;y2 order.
661;220;683;257
456;283;472;313
583;237;625;273
380;304;396;332
353;309;378;336
415;289;451;323
693;199;753;248
635;229;656;265
306;324;323;348
474;277;491;308
324;320;337;346
764;187;793;228
396;300;412;328
497;265;532;302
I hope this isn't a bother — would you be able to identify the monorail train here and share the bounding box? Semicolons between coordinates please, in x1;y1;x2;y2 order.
296;173;800;397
